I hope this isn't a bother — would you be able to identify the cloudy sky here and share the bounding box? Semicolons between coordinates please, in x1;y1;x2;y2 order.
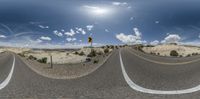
0;0;200;48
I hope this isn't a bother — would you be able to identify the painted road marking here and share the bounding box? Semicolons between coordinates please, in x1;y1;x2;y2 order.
128;48;200;65
0;55;15;90
120;50;200;94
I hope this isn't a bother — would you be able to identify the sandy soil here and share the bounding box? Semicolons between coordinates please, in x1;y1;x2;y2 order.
142;44;200;57
19;49;113;79
0;47;30;53
21;47;110;64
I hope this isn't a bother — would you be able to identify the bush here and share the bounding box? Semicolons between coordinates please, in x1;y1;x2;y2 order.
28;55;37;60
110;45;114;49
97;51;103;55
79;51;85;56
179;55;183;57
74;51;79;55
18;53;25;57
150;52;156;55
170;50;179;57
146;45;154;47
93;59;99;64
37;57;47;63
157;53;160;55
86;58;91;62
104;48;109;54
101;46;105;49
87;49;97;57
192;53;198;56
186;54;191;57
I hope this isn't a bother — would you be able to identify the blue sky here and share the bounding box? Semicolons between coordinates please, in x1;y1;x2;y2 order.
0;0;200;48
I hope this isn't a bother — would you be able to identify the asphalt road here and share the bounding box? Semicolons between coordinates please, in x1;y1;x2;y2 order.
1;48;200;98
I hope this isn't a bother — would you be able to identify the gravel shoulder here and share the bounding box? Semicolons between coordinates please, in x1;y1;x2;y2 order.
18;51;113;79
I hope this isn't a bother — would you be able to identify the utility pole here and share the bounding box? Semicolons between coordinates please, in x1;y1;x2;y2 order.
50;55;53;68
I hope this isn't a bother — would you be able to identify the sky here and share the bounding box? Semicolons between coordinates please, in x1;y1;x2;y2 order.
0;0;200;48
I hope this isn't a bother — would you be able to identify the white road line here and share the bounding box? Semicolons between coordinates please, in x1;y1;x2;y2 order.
128;48;200;65
0;55;15;90
119;50;200;95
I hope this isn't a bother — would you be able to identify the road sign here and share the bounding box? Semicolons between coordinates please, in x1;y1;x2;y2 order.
88;37;92;43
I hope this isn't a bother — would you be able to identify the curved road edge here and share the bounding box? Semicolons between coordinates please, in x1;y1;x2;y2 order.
17;50;115;80
127;48;200;65
119;49;200;95
0;55;15;90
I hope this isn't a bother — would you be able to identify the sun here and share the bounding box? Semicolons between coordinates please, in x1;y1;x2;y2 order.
83;6;110;16
92;8;108;15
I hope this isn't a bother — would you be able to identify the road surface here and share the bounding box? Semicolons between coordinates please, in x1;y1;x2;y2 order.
1;48;200;98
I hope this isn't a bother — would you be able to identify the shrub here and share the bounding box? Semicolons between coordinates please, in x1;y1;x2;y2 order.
192;53;198;56
106;45;110;49
179;55;183;57
97;51;103;55
18;53;25;57
146;45;154;47
28;55;37;60
110;45;114;49
87;49;96;57
86;57;91;62
170;50;179;57
115;46;119;49
157;53;160;55
79;51;85;56
150;52;156;55
101;46;105;49
74;51;79;55
37;57;47;63
104;48;109;54
186;54;191;57
93;59;99;64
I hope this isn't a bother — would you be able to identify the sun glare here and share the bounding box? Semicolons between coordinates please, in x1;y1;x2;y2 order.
92;8;108;15
83;6;110;16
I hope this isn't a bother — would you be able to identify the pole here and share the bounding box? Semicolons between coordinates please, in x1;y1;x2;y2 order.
91;41;93;48
50;55;53;68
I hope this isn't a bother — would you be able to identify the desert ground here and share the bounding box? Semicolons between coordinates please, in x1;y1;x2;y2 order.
0;46;112;64
0;46;114;79
142;44;200;57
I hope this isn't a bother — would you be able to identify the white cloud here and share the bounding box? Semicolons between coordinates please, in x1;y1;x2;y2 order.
36;39;42;43
180;40;200;46
105;29;109;32
65;29;76;36
53;30;63;37
133;28;142;38
38;25;49;29
150;40;159;45
61;29;65;32
0;34;7;38
112;2;127;6
155;21;159;24
40;36;52;41
75;28;86;35
66;37;77;42
83;5;100;10
116;27;143;44
130;17;134;21
86;25;94;31
112;2;131;9
199;34;200;38
161;34;181;44
116;33;137;43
